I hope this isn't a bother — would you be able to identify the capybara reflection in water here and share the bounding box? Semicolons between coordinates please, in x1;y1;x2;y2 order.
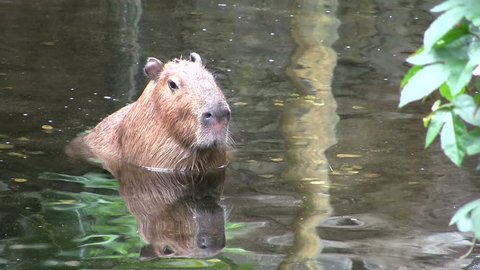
67;52;231;171
111;161;226;259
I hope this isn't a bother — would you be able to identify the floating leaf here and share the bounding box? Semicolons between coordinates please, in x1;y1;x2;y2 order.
364;173;381;179
301;177;320;181
0;144;14;150
15;137;30;142
25;151;44;156
309;181;326;185
41;125;54;130
336;154;362;158
330;170;359;176
12;178;28;183
41;41;56;46
8;152;28;158
233;102;248;106
270;157;283;162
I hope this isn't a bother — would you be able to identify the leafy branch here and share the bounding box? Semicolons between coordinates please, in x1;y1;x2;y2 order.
399;0;480;248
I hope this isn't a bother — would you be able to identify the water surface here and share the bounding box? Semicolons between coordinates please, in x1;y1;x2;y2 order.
0;0;478;269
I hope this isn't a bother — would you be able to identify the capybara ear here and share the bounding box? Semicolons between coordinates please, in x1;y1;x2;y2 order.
189;52;202;66
144;57;164;81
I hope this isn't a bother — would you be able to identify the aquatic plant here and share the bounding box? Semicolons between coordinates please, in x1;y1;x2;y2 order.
399;0;480;253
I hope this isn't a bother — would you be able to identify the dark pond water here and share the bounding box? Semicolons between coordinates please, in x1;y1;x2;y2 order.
1;0;479;269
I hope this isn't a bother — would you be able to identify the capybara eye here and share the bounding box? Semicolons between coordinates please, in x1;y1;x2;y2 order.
168;80;179;91
162;245;175;255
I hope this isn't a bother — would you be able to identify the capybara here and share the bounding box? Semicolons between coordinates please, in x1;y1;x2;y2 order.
110;160;226;259
67;52;231;171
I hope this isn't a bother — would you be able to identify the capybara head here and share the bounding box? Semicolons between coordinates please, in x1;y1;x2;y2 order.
143;53;231;150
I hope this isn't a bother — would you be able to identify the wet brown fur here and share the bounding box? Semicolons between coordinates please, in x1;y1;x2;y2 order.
67;55;230;171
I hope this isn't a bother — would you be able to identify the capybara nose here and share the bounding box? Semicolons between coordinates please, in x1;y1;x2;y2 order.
198;233;209;249
201;107;231;126
197;233;225;250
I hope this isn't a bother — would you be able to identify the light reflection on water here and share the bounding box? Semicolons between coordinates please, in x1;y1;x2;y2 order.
0;0;478;269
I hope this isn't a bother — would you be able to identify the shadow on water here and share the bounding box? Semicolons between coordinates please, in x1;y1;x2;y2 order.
1;0;480;269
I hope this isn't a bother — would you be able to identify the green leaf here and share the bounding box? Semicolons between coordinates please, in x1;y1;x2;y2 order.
424;7;465;51
431;0;461;13
432;99;442;111
425;110;448;148
450;199;480;226
468;40;480;60
434;23;469;49
452;94;480;125
399;64;449;107
446;41;480;96
474;91;480;105
440;111;467;166
463;128;480;155
407;27;469;66
473;17;480;27
448;60;473;96
456;215;473;232
465;1;480;23
400;65;422;88
472;206;480;239
407;50;438;66
439;83;454;101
